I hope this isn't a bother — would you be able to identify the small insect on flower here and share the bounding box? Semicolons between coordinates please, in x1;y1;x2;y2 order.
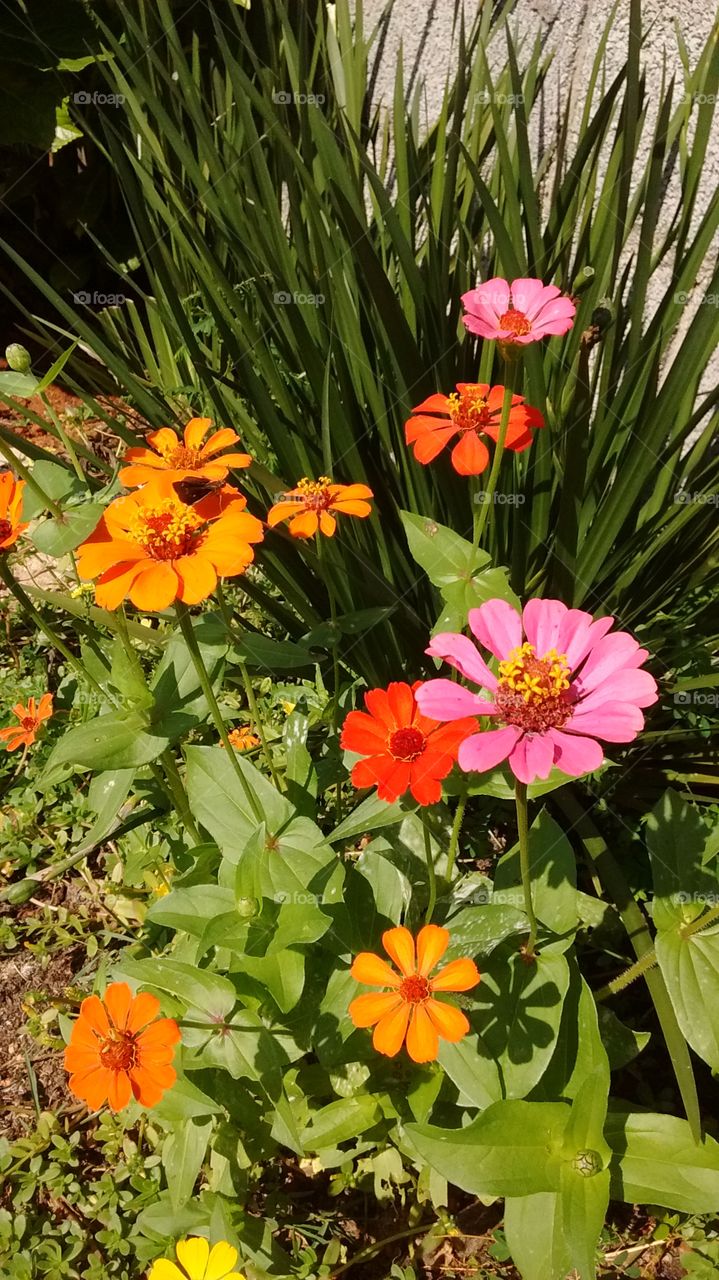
119;417;251;488
64;981;180;1113
267;476;373;538
222;726;261;751
76;480;264;611
461;277;576;345
405;383;544;475
147;1237;245;1280
0;693;53;752
350;925;480;1063
341;680;477;805
0;471;29;551
417;597;659;784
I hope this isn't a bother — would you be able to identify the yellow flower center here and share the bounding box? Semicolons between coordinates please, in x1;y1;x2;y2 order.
129;500;204;560
157;440;204;471
399;975;431;1003
499;308;531;336
295;476;334;511
495;643;573;733
447;389;492;433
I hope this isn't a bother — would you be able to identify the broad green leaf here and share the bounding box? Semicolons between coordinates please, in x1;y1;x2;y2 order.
399;510;489;587
0;370;38;397
162;1117;213;1210
437;1035;503;1109
301;1096;382;1152
44;710;169;774
328;791;405;842
646;789;718;931
31;504;106;556
494;810;579;936
504;1194;572;1280
151;614;228;738
185;745;291;857
606;1109;719;1213
655;924;719;1072
231;633;317;672
473;945;571;1099
118;957;237;1019
147;886;236;937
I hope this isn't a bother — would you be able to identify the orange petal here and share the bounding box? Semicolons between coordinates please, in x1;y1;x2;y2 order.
77;993;110;1037
130;1063;176;1105
103;982;133;1031
330;500;372;517
406;1003;439;1063
145;428;180;454
289;510;319;538
94;560;147;610
450;430;490;476
128;562;179;612
372;1001;410;1057
36;693;53;721
137;1018;181;1052
183;417;212;450
68;1064;112;1110
382;926;416;977
64;1044;102;1071
107;1070;133;1112
199;427;240;457
267;500;302;526
351;952;401;987
349;991;402;1028
425;998;470;1042
175;554;217;605
126;991;160;1033
319;510;336;536
431;958;481;992
416;925;450;976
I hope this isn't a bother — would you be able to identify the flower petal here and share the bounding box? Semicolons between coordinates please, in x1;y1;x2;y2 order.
382;926;416;977
416;924;449;976
458;726;521;773
349;991;402;1027
507;732;555;784
415;679;490;721
426;633;498;690
372;1001;411;1057
546;728;604;775
205;1242;241;1280
176;1237;211;1280
431;958;481;992
450;430;490;475
425;998;470;1041
468;599;522;659
406;1004;439;1063
351;952;401;987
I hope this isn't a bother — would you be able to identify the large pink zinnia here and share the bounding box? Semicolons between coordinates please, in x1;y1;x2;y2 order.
461;277;576;344
415;599;658;785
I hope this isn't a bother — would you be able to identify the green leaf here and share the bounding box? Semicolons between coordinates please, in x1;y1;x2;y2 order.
151;613;228;738
231;633;317;672
44;710;169;773
406;1100;571;1197
494;810;579;937
240;950;305;1013
328;791;406;842
185;745;291;858
162;1117;213;1210
31;504;106;556
399;511;489;587
118;957;237;1019
655;925;719;1073
646;789;718;931
437;1035;503;1109
147;886;236;937
606;1109;719;1213
504;1194;572;1280
0;370;38;398
433;567;519;633
301;1096;381;1152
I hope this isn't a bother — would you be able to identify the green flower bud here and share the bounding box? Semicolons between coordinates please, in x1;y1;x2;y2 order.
5;344;31;374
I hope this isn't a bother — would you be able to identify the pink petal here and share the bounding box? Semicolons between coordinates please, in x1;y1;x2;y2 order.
577;669;658;712
468;599;522;659
426;633;497;690
527;314;575;338
415;679;492;721
521;598;567;656
566;702;644;742
461;314;503;340
458;726;521;773
507;733;555;784
560;614;614;670
510;279;556;319
547;729;604;776
533;297;577;327
573;632;642;692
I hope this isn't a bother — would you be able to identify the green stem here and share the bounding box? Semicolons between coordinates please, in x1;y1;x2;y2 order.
317;536;342;822
39;391;85;484
159;748;202;845
328;1223;433;1280
238;657;283;791
595;947;658;1001
556;788;701;1142
423;820;437;925
472;375;515;551
0;557;106;698
446;794;467;882
515;780;539;957
175;602;262;822
0;436;64;519
683;901;719;938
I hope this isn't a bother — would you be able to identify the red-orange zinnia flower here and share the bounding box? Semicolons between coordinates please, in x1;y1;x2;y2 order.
340;680;477;805
64;981;180;1112
0;471;28;550
350;925;480;1063
0;693;53;752
405;383;544;475
76;480;264;610
223;726;261;751
267;476;373;538
119;417;251;488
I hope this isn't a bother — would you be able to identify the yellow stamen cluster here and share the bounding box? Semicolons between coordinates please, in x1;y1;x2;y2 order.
157;440;203;470
447;389;490;432
129;500;204;561
498;643;571;705
294;477;334;509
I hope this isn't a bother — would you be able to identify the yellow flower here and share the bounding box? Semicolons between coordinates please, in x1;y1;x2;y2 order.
148;1237;244;1280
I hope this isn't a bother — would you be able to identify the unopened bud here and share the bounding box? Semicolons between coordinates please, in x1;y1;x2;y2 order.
5;344;31;374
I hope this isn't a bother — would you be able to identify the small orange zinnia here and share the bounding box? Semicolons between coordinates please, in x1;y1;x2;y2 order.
349;925;480;1063
223;726;261;751
405;383;544;475
0;693;53;752
0;471;28;550
64;981;180;1112
76;480;264;611
119;417;251;488
267;476;373;538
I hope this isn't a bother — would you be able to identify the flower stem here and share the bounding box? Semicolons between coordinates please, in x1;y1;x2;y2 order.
0;436;64;519
39;391;86;485
423;820;437;924
175;602;262;822
159;748;202;846
445;794;467;882
595;947;658;1001
515;780;539;957
215;583;283;791
0;557;106;698
317;536;342;822
472;376;515;551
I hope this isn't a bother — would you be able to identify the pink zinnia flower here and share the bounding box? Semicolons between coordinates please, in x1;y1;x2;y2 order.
415;599;658;785
461;277;576;344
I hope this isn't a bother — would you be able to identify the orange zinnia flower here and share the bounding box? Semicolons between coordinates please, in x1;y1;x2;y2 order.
119;417;251;488
340;680;477;805
64;981;180;1112
267;476;373;538
349;925;480;1063
223;726;261;751
0;471;28;551
0;693;53;752
405;383;544;475
76;480;264;611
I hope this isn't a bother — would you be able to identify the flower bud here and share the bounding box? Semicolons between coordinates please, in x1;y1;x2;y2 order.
5;344;31;373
